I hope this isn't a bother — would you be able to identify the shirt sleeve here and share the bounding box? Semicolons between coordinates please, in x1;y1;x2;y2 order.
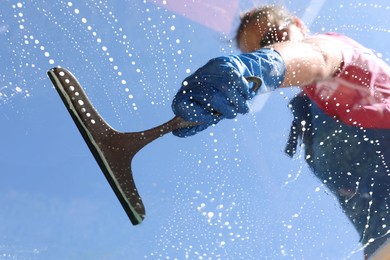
303;33;390;129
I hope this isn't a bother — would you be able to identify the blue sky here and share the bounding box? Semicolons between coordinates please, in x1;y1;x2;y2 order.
1;0;390;259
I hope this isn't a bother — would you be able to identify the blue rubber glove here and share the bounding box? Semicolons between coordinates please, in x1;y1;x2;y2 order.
172;48;286;137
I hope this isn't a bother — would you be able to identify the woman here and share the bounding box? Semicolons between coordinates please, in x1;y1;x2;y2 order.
171;5;390;258
172;5;390;136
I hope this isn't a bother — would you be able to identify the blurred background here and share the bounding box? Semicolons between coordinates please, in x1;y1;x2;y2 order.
1;0;390;258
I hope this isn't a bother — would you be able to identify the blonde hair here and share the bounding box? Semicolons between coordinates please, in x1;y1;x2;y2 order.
235;5;294;47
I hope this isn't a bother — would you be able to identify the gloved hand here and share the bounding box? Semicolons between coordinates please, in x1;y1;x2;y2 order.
172;48;286;137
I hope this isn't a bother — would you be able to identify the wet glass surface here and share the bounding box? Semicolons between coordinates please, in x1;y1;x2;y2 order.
1;0;390;258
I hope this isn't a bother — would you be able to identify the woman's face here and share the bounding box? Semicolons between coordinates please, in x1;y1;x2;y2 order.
237;16;306;53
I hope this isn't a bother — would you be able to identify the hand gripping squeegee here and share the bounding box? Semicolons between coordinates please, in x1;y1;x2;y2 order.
47;67;262;225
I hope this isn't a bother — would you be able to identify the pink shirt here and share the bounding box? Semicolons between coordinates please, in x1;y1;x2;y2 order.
303;33;390;129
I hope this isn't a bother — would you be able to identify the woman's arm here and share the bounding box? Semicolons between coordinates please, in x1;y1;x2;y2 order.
272;36;343;88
